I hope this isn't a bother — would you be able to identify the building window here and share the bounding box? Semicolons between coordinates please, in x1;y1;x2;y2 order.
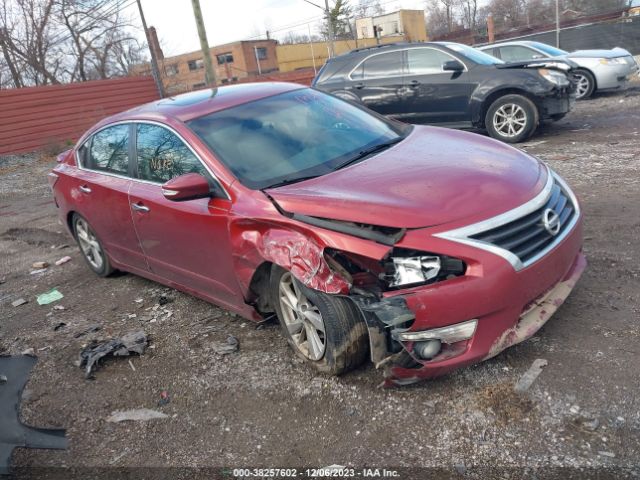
192;82;206;89
188;59;204;71
221;78;229;84
165;64;179;76
217;53;233;64
255;47;267;60
391;21;399;34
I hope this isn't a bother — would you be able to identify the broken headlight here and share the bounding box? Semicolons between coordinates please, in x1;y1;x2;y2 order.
538;68;569;86
382;249;466;289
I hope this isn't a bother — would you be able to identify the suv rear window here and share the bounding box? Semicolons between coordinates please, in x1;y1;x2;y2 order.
351;51;403;79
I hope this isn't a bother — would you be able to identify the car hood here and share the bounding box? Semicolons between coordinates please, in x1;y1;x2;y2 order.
266;126;548;229
496;58;577;71
565;47;632;59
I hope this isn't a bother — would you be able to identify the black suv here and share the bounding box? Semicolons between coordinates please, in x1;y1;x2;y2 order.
312;41;575;143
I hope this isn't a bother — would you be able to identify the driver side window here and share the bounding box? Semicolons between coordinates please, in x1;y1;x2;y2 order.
407;48;456;75
136;124;209;183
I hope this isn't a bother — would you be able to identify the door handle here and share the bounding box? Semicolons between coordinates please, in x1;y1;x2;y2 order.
354;82;365;89
131;202;150;213
79;185;91;194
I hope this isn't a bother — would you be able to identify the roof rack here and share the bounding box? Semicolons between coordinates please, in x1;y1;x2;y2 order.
349;42;410;53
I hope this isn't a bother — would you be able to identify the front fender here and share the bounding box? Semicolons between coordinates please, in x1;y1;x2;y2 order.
229;218;352;297
470;72;555;125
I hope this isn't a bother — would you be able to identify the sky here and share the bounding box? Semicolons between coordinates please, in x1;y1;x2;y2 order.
126;0;427;57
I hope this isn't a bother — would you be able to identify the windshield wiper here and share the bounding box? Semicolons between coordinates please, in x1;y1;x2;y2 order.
333;136;404;171
263;175;322;190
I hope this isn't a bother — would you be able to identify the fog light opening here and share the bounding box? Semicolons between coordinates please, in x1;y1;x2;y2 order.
413;339;442;360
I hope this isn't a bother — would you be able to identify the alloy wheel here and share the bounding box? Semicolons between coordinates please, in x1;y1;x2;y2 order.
278;272;326;361
75;218;104;270
574;73;590;99
493;103;527;138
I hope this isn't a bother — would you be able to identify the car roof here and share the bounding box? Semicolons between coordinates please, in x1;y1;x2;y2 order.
480;40;540;48
99;81;305;126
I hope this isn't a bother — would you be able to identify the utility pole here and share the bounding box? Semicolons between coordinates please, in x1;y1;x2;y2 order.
302;0;335;58
136;0;165;97
190;0;216;87
254;46;262;75
555;0;560;48
324;0;336;57
308;23;317;74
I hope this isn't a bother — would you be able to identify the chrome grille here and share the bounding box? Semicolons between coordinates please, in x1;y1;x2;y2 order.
469;178;576;264
434;170;580;271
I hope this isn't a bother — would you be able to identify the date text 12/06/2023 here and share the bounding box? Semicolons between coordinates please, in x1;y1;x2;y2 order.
230;467;401;478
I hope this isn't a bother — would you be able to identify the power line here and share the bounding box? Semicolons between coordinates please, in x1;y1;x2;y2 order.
48;0;137;46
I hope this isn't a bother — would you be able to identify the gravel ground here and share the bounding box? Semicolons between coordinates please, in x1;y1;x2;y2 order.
1;86;640;479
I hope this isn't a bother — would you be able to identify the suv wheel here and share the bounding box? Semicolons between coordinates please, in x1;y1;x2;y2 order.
573;69;595;99
270;266;368;375
485;94;538;143
72;213;115;277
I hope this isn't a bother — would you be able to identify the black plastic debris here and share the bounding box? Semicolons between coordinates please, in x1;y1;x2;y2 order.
73;324;101;338
78;331;148;378
158;295;173;306
0;355;67;475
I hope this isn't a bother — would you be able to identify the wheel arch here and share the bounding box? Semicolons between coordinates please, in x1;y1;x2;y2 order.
574;67;598;91
476;88;540;128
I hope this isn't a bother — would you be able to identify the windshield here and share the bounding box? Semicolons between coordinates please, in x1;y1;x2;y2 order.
443;43;504;65
531;42;568;57
188;88;408;189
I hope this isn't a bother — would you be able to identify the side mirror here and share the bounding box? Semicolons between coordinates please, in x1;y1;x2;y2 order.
161;173;212;201
443;60;465;72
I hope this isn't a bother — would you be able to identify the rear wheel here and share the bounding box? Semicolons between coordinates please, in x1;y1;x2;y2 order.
573;69;595;99
485;94;538;143
72;213;114;277
270;266;368;375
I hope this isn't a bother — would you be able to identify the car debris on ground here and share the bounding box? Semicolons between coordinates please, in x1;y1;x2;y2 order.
514;358;548;393
0;356;67;475
77;331;148;378
106;408;168;423
36;288;63;305
212;335;239;355
31;261;48;269
54;256;71;265
11;298;27;307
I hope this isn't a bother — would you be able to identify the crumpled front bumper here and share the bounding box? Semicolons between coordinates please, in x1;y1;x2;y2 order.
353;214;585;387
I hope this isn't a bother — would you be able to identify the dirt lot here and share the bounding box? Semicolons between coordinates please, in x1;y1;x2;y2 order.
1;86;640;479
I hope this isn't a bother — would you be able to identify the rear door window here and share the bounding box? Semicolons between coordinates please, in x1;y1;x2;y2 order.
407;48;457;74
135;123;209;183
88;124;130;175
360;51;403;79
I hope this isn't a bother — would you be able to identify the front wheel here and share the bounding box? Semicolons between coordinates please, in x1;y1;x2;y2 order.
270;266;368;375
485;94;538;143
573;69;595;99
72;213;115;277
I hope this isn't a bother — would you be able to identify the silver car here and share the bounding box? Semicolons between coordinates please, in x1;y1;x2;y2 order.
479;41;639;99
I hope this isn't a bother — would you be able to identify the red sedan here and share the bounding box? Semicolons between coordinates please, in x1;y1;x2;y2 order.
49;83;585;386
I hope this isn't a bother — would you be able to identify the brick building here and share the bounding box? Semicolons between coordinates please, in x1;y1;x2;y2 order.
133;29;279;94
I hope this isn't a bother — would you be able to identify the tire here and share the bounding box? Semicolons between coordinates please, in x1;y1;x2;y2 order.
485;94;538;143
573;69;595;99
270;265;368;375
72;213;115;277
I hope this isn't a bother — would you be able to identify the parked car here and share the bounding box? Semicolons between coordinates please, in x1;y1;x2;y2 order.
312;41;575;143
478;41;640;99
49;83;585;386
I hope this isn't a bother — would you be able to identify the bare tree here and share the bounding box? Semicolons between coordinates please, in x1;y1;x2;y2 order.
354;0;384;18
0;0;148;88
459;0;479;30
